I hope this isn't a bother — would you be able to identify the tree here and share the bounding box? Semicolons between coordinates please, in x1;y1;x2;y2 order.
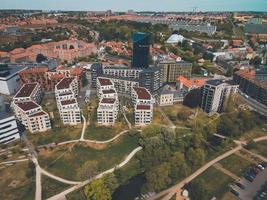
36;53;47;63
186;148;206;168
146;162;172;192
183;89;202;108
84;179;112;200
169;152;190;181
77;160;99;180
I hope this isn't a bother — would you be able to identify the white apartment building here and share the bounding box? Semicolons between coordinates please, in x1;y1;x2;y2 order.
13;83;42;104
57;99;81;125
96;77;116;98
201;79;238;114
135;104;153;126
97;98;119;126
132;87;153;126
103;66;142;79
55;77;81;125
13;101;51;133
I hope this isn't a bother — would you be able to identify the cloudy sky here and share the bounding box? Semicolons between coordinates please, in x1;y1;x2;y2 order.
1;0;267;11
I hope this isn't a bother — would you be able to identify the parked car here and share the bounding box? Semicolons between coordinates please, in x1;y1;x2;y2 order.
236;182;246;189
230;189;240;197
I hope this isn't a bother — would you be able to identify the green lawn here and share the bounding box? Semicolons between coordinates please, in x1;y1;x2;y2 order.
42;176;70;199
219;154;251;177
191;167;234;199
0;161;35;200
84;123;127;141
250;140;267;158
27;124;82;146
38;134;140;181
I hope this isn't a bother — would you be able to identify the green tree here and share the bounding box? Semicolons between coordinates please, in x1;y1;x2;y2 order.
169;152;190;181
36;53;47;63
84;179;112;200
188;180;209;200
186;148;206;168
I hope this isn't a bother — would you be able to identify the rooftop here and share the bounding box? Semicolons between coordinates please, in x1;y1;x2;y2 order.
15;101;40;111
19;66;49;74
60;99;76;106
0;65;27;80
102;89;116;94
28;111;47;118
56;77;75;90
136;104;151;110
133;87;151;100
100;98;116;104
177;76;207;88
98;77;113;86
14;83;38;98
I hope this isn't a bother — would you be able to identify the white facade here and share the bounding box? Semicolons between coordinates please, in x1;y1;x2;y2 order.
103;66;142;79
135;105;153;126
159;92;174;106
0;116;20;144
97;98;119;126
55;77;81;125
13;101;51;133
201;80;238;114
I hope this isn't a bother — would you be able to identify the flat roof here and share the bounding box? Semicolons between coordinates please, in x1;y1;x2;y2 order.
0;65;27;80
15;101;39;111
102;89;116;94
14;83;38;98
56;77;75;90
133;87;151;100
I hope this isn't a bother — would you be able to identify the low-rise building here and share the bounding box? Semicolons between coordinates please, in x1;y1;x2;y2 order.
13;83;42;104
201;79;238;114
158;90;175;106
176;76;207;92
103;65;142;79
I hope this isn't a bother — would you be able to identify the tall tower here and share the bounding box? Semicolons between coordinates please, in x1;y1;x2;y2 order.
132;32;150;68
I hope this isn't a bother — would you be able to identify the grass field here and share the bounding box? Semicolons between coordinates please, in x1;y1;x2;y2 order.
38;134;140;181
42;176;70;199
0;161;35;200
84;122;128;141
240;127;267;141
250;140;267;158
153;107;173;127
191;167;234;199
219;154;251;177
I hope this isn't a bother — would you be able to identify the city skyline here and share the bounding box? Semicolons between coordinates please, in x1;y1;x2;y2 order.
1;0;267;12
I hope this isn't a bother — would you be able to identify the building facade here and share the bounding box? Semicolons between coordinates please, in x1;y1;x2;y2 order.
132;32;150;68
201;79;238;114
159;60;192;83
13;83;42;104
139;67;163;93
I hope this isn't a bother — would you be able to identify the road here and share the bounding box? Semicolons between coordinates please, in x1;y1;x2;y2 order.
238;92;267;117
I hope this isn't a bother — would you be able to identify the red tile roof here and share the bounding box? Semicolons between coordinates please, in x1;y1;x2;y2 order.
15;101;39;111
19;67;49;74
14;83;38;98
98;77;113;86
133;87;151;100
56;77;75;90
100;98;116;104
177;76;207;89
136;104;151;110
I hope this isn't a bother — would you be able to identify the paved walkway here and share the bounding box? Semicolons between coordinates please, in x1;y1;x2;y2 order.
213;163;240;180
242;148;267;162
0;158;28;165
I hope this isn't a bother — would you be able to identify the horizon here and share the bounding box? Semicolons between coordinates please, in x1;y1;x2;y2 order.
1;0;267;12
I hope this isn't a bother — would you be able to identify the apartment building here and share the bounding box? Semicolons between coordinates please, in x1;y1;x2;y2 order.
103;66;142;79
99;75;139;94
176;76;207;92
13;83;42;104
97;77;116;98
132;87;153;126
201;79;238;114
97;98;119;126
13;101;51;133
0;98;20;144
139;67;163;93
159;60;192;83
55;77;81;125
158;90;175;106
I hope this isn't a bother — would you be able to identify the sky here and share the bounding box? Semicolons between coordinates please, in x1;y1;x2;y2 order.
1;0;267;12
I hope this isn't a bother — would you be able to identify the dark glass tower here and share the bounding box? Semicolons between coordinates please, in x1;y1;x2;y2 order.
132;32;150;68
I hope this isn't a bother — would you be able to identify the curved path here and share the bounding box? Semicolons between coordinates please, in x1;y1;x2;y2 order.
149;136;267;200
47;146;142;200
